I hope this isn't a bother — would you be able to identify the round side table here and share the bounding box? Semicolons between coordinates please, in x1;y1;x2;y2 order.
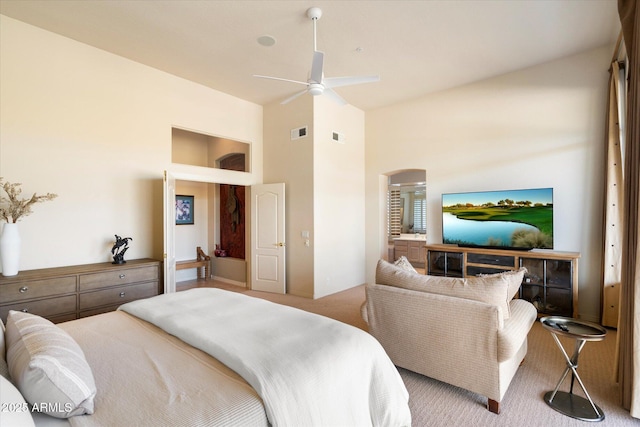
540;316;607;422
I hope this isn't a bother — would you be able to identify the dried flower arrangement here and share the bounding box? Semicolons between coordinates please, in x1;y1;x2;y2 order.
0;177;58;223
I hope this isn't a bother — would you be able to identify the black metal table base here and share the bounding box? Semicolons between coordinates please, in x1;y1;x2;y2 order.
544;391;605;422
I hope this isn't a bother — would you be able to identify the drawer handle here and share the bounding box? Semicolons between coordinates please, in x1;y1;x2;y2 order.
119;274;126;279
19;286;28;293
21;308;28;313
119;292;126;298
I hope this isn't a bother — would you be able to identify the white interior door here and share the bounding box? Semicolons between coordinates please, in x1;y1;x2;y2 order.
251;183;285;294
163;170;176;293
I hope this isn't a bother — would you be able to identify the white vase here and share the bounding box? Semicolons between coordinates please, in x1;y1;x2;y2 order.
1;223;21;276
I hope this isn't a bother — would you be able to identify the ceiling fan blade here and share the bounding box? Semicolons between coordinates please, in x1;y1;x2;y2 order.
310;51;324;83
323;75;380;89
323;88;348;106
281;89;308;105
253;75;309;86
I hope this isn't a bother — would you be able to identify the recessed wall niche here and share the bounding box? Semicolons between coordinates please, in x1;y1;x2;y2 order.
171;127;250;172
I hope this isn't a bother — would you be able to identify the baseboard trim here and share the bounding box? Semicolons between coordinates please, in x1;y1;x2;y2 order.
212;275;246;287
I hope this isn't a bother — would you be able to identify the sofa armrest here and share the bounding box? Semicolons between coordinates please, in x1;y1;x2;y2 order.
497;299;537;362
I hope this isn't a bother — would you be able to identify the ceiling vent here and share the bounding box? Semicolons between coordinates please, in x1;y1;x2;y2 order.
332;131;345;144
290;126;308;140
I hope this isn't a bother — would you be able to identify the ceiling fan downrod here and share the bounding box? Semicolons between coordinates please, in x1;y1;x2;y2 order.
307;7;322;51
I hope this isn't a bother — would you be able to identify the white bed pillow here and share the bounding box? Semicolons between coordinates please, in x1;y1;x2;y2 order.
0;318;9;379
0;374;36;427
5;311;96;418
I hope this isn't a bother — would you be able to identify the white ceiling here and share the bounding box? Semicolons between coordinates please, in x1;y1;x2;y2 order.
0;0;621;111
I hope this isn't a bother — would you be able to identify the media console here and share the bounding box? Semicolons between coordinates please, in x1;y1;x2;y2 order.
425;244;580;318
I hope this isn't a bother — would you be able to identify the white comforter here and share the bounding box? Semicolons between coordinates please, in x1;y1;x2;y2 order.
119;288;411;427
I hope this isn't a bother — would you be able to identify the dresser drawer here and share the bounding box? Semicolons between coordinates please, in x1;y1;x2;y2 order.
0;276;77;303
79;265;159;291
0;294;77;323
79;281;158;311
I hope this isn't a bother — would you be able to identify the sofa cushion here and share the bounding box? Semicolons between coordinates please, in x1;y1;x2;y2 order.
376;259;512;319
479;267;527;300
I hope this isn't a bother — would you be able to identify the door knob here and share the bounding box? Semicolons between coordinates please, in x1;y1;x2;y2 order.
275;242;286;247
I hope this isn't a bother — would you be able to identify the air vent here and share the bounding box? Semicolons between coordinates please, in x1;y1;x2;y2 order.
291;126;308;140
332;131;345;144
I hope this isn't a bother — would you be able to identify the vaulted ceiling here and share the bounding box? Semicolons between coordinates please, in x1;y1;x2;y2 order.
0;0;621;111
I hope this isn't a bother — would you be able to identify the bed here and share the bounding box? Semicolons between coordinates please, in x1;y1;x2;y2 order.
1;288;411;427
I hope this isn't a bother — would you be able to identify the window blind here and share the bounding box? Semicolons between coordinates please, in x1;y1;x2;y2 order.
388;189;401;237
413;195;426;233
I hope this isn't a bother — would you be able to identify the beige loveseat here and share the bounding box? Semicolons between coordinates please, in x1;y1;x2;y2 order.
362;260;537;414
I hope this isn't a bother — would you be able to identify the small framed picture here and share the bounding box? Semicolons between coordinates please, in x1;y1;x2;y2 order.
176;195;194;225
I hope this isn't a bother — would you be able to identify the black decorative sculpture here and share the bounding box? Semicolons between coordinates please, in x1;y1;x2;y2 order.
111;235;132;264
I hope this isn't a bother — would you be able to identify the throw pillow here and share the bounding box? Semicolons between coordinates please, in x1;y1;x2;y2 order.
5;311;97;418
479;267;527;301
376;259;512;319
394;256;417;273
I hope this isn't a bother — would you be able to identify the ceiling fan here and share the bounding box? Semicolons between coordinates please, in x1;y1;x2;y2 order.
253;7;380;106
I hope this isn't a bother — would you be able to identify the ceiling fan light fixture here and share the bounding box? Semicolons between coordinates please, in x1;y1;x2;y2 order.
308;84;324;96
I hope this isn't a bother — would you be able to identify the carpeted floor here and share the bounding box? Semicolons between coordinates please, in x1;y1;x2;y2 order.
177;279;638;426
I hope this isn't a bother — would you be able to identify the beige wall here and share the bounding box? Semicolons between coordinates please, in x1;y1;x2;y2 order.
263;95;366;298
0;16;263;272
263;97;315;297
313;96;366;298
172;129;210;167
366;46;613;322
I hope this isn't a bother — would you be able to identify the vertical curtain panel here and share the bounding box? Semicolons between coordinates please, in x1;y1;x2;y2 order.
602;60;625;329
617;0;640;418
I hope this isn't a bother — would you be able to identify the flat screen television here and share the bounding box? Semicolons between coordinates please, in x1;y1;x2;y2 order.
442;188;553;250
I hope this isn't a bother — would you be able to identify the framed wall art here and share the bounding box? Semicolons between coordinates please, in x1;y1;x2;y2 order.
176;195;194;225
